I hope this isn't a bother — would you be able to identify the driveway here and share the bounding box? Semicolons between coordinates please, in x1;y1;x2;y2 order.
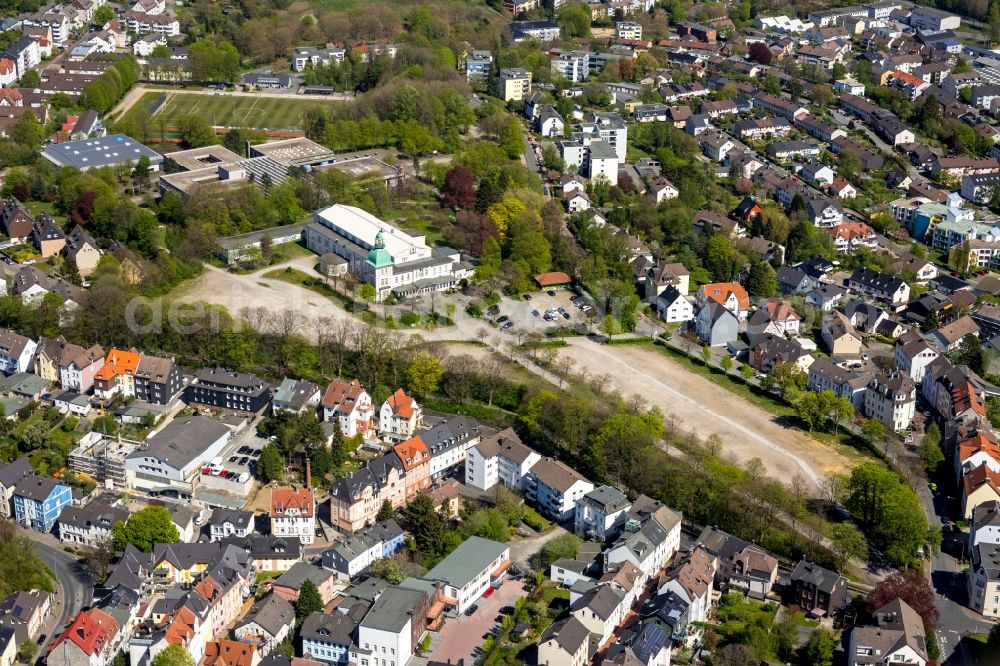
428;577;531;665
508;524;569;571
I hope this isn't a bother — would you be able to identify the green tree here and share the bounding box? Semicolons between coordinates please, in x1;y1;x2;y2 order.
721;356;733;373
802;628;836;666
988;622;1000;649
846;462;928;566
830;523;868;570
406;351;444;396
94;4;115;25
376;499;394;522
371;557;404;584
862;418;885;443
919;423;945;474
741;362;754;383
178;114;216;148
18;69;40;89
538;533;582;568
258;444;283;482
746;260;777;297
403;494;444;559
62;255;82;286
133;155;151;190
111;505;179;552
295;579;324;620
17;640;38;664
151;645;194;666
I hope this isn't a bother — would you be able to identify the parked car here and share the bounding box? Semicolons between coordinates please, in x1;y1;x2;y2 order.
547;290;556;296
465;604;479;616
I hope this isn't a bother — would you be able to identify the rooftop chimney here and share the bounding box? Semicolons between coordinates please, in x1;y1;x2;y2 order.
305;456;311;489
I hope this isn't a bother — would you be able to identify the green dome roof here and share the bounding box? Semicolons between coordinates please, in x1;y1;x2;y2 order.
367;230;392;268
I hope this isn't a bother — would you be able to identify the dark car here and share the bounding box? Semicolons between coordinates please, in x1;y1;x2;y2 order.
547;290;556;296
497;315;509;323
499;606;516;615
501;321;514;330
562;312;570;319
523;293;532;300
229;456;239;463
465;604;479;616
588;333;610;344
239;457;249;465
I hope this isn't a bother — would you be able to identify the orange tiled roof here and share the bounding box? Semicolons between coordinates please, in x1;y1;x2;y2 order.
94;347;140;381
828;222;874;242
202;640;257;666
959;431;1000;465
386;388;415;419
701;282;750;311
271;487;314;518
964;463;1000;497
321;378;365;413
393;436;430;471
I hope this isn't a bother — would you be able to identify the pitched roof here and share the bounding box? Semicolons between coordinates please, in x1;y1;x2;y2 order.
699;282;750;311
529;457;590;492
384;388;415;419
321;378;366;414
271;487;314;519
392;436;430;471
94;348;140;381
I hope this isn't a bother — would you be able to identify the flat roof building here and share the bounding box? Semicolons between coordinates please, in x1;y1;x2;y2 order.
42;134;163;171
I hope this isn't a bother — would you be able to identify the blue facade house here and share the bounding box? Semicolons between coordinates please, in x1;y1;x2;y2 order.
368;519;404;557
13;475;72;532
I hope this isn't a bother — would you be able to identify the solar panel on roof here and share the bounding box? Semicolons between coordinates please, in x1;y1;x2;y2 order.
634;622;667;659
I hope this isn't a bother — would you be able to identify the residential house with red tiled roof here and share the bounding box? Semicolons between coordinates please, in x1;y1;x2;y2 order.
270;487;315;545
392;436;431;500
963;464;1000;519
201;639;259;666
827;222;876;254
956;430;1000;482
695;282;750;319
47;608;120;666
321;379;373;438
92;348;141;401
379;388;422;443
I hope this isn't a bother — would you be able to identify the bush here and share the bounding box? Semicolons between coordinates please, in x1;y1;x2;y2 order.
361;311;377;325
522;506;551;532
466;300;483;318
17;402;38;420
400;312;420;326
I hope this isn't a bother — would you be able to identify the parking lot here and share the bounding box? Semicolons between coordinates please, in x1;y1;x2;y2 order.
428;577;531;664
487;289;592;335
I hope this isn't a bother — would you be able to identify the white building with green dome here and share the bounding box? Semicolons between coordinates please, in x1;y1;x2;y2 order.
304;204;473;301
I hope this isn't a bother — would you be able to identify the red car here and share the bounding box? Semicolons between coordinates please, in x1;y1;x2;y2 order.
482;587;495;598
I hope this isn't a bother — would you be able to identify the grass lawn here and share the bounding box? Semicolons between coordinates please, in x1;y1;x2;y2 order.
118;91;166;125
540;586;570;604
154;92;341;131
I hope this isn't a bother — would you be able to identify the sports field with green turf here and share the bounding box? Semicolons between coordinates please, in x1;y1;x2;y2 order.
139;92;338;130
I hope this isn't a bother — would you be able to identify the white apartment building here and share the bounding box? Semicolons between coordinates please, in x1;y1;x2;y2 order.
864;372;916;432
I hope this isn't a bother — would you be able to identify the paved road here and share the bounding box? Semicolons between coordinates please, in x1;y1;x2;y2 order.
22;531;92;657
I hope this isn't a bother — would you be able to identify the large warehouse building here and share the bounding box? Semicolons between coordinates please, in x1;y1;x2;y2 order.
304;204;473;301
